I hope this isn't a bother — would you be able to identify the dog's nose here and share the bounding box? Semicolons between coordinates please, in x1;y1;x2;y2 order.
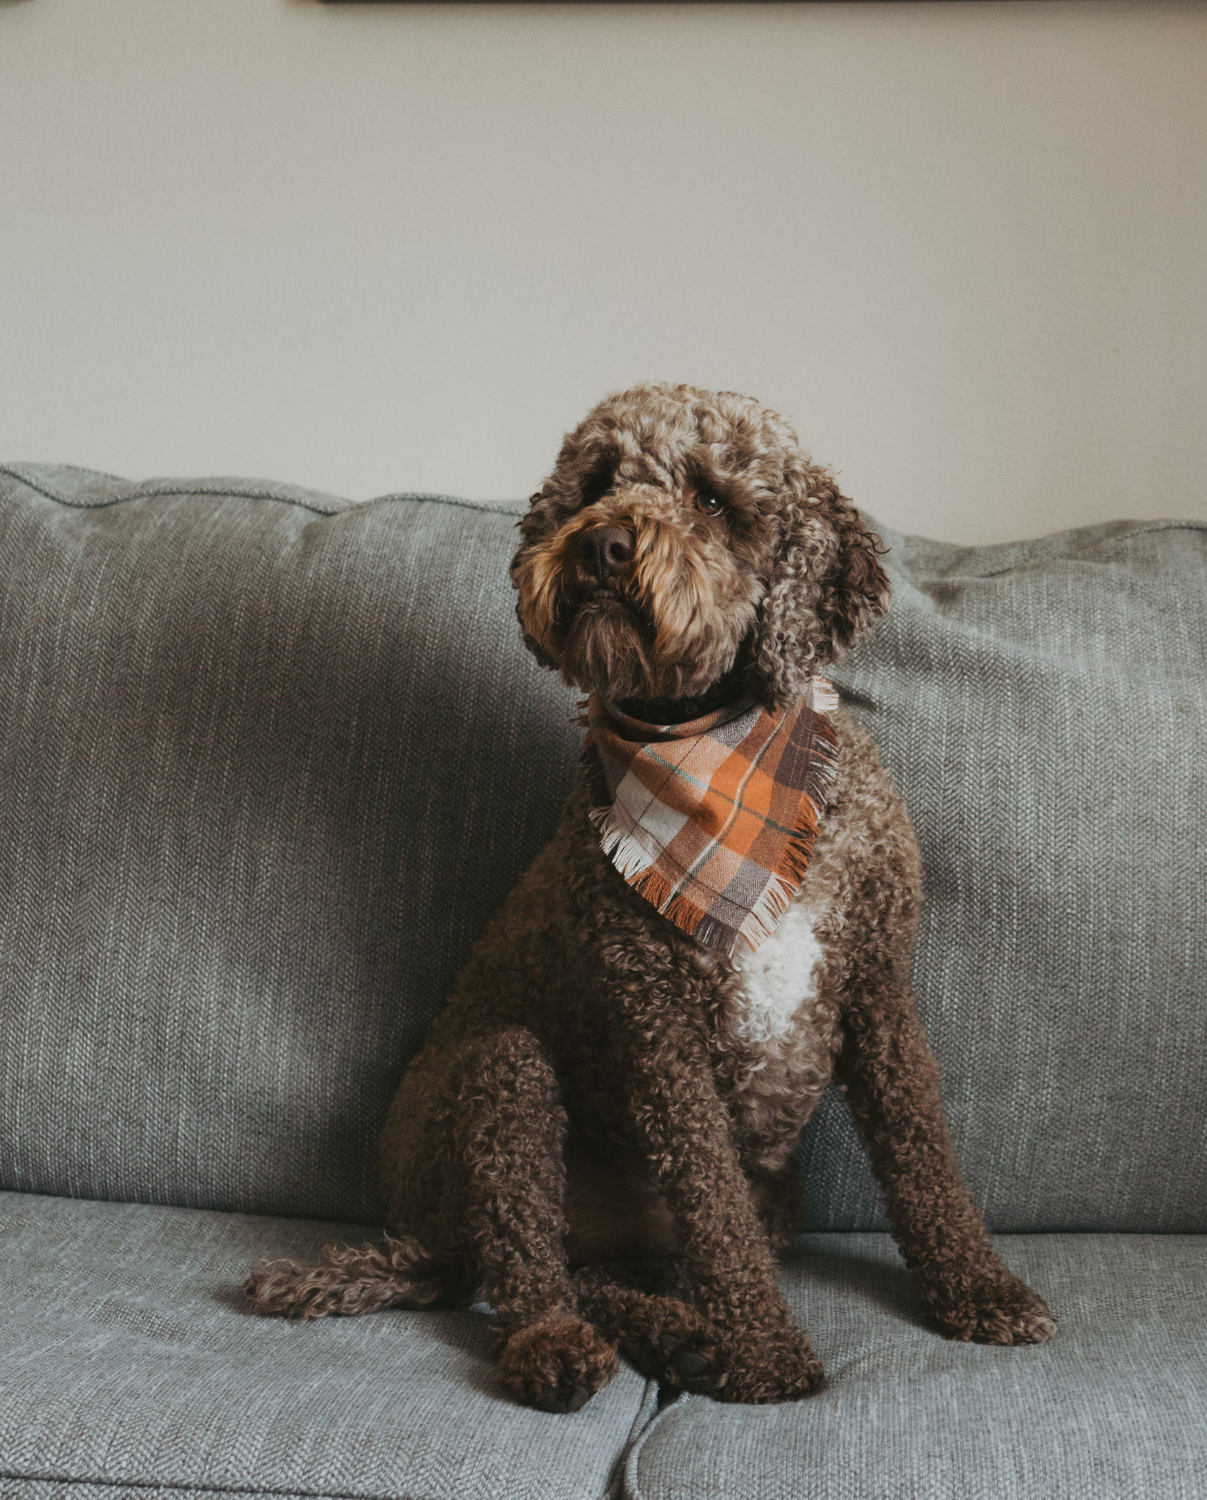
577;525;635;581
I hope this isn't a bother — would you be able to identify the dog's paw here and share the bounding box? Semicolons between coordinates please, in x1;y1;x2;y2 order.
921;1271;1056;1346
619;1301;824;1405
497;1316;620;1414
715;1328;827;1405
619;1302;729;1396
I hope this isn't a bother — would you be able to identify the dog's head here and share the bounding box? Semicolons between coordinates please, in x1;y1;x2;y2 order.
510;382;889;711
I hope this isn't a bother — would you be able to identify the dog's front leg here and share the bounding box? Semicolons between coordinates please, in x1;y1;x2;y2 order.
447;1026;621;1411
834;977;1056;1345
620;1025;826;1403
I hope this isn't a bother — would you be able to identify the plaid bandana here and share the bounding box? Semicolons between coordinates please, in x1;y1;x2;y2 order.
585;678;839;957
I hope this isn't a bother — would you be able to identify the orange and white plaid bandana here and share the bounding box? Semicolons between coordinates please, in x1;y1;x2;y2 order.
585;678;839;957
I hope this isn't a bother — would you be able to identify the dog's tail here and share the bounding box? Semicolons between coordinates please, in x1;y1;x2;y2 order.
243;1235;464;1320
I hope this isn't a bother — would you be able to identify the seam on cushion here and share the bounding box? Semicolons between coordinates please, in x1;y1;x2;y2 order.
620;1392;696;1500
0;1469;451;1500
606;1381;661;1500
970;520;1207;579
0;466;525;520
1088;519;1207;553
0;460;130;486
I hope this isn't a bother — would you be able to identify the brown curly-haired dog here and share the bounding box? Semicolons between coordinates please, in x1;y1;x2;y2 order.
245;382;1055;1412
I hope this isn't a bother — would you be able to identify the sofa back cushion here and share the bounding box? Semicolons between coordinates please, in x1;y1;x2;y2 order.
801;516;1207;1231
0;464;581;1222
1;463;1203;1230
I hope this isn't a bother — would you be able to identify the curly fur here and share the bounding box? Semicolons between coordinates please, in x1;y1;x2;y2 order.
245;382;1054;1411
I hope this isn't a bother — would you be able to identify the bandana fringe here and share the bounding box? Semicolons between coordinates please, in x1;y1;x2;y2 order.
589;804;658;881
810;678;841;717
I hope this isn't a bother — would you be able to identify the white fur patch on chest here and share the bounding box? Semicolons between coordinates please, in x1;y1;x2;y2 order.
729;900;826;1059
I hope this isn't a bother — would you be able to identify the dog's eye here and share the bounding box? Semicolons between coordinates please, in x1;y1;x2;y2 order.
579;470;614;509
694;491;725;517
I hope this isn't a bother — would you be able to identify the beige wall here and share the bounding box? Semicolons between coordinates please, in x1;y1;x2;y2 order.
1;0;1203;543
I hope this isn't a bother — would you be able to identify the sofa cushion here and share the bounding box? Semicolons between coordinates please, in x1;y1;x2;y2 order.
624;1232;1207;1500
799;517;1207;1232
0;464;580;1222
0;1190;654;1500
0;462;1204;1230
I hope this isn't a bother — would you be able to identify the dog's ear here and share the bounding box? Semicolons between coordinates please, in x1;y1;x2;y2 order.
752;465;890;708
509;489;560;670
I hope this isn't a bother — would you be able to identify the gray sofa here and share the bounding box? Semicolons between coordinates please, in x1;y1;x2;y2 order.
1;461;1204;1500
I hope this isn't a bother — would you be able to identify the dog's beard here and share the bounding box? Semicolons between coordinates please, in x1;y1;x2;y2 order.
561;603;655;701
515;503;761;702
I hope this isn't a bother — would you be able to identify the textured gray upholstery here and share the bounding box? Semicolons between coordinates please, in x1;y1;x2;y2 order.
0;1191;653;1500
803;517;1207;1232
625;1232;1207;1500
0;464;580;1222
1;463;1204;1234
1;1193;1202;1500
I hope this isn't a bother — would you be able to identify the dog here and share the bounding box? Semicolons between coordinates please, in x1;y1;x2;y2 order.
245;382;1055;1412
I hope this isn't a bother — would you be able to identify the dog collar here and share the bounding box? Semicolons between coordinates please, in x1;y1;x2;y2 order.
584;677;839;957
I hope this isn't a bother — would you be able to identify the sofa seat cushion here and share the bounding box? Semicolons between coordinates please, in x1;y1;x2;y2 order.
0;1192;654;1500
625;1232;1207;1500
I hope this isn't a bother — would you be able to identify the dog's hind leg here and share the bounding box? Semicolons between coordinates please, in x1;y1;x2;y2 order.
447;1026;621;1412
572;1260;735;1395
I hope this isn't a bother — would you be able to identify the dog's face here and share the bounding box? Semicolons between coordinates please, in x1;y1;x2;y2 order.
510;383;890;710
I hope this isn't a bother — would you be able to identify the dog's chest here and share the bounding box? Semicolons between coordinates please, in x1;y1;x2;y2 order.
729;901;826;1049
720;899;838;1158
